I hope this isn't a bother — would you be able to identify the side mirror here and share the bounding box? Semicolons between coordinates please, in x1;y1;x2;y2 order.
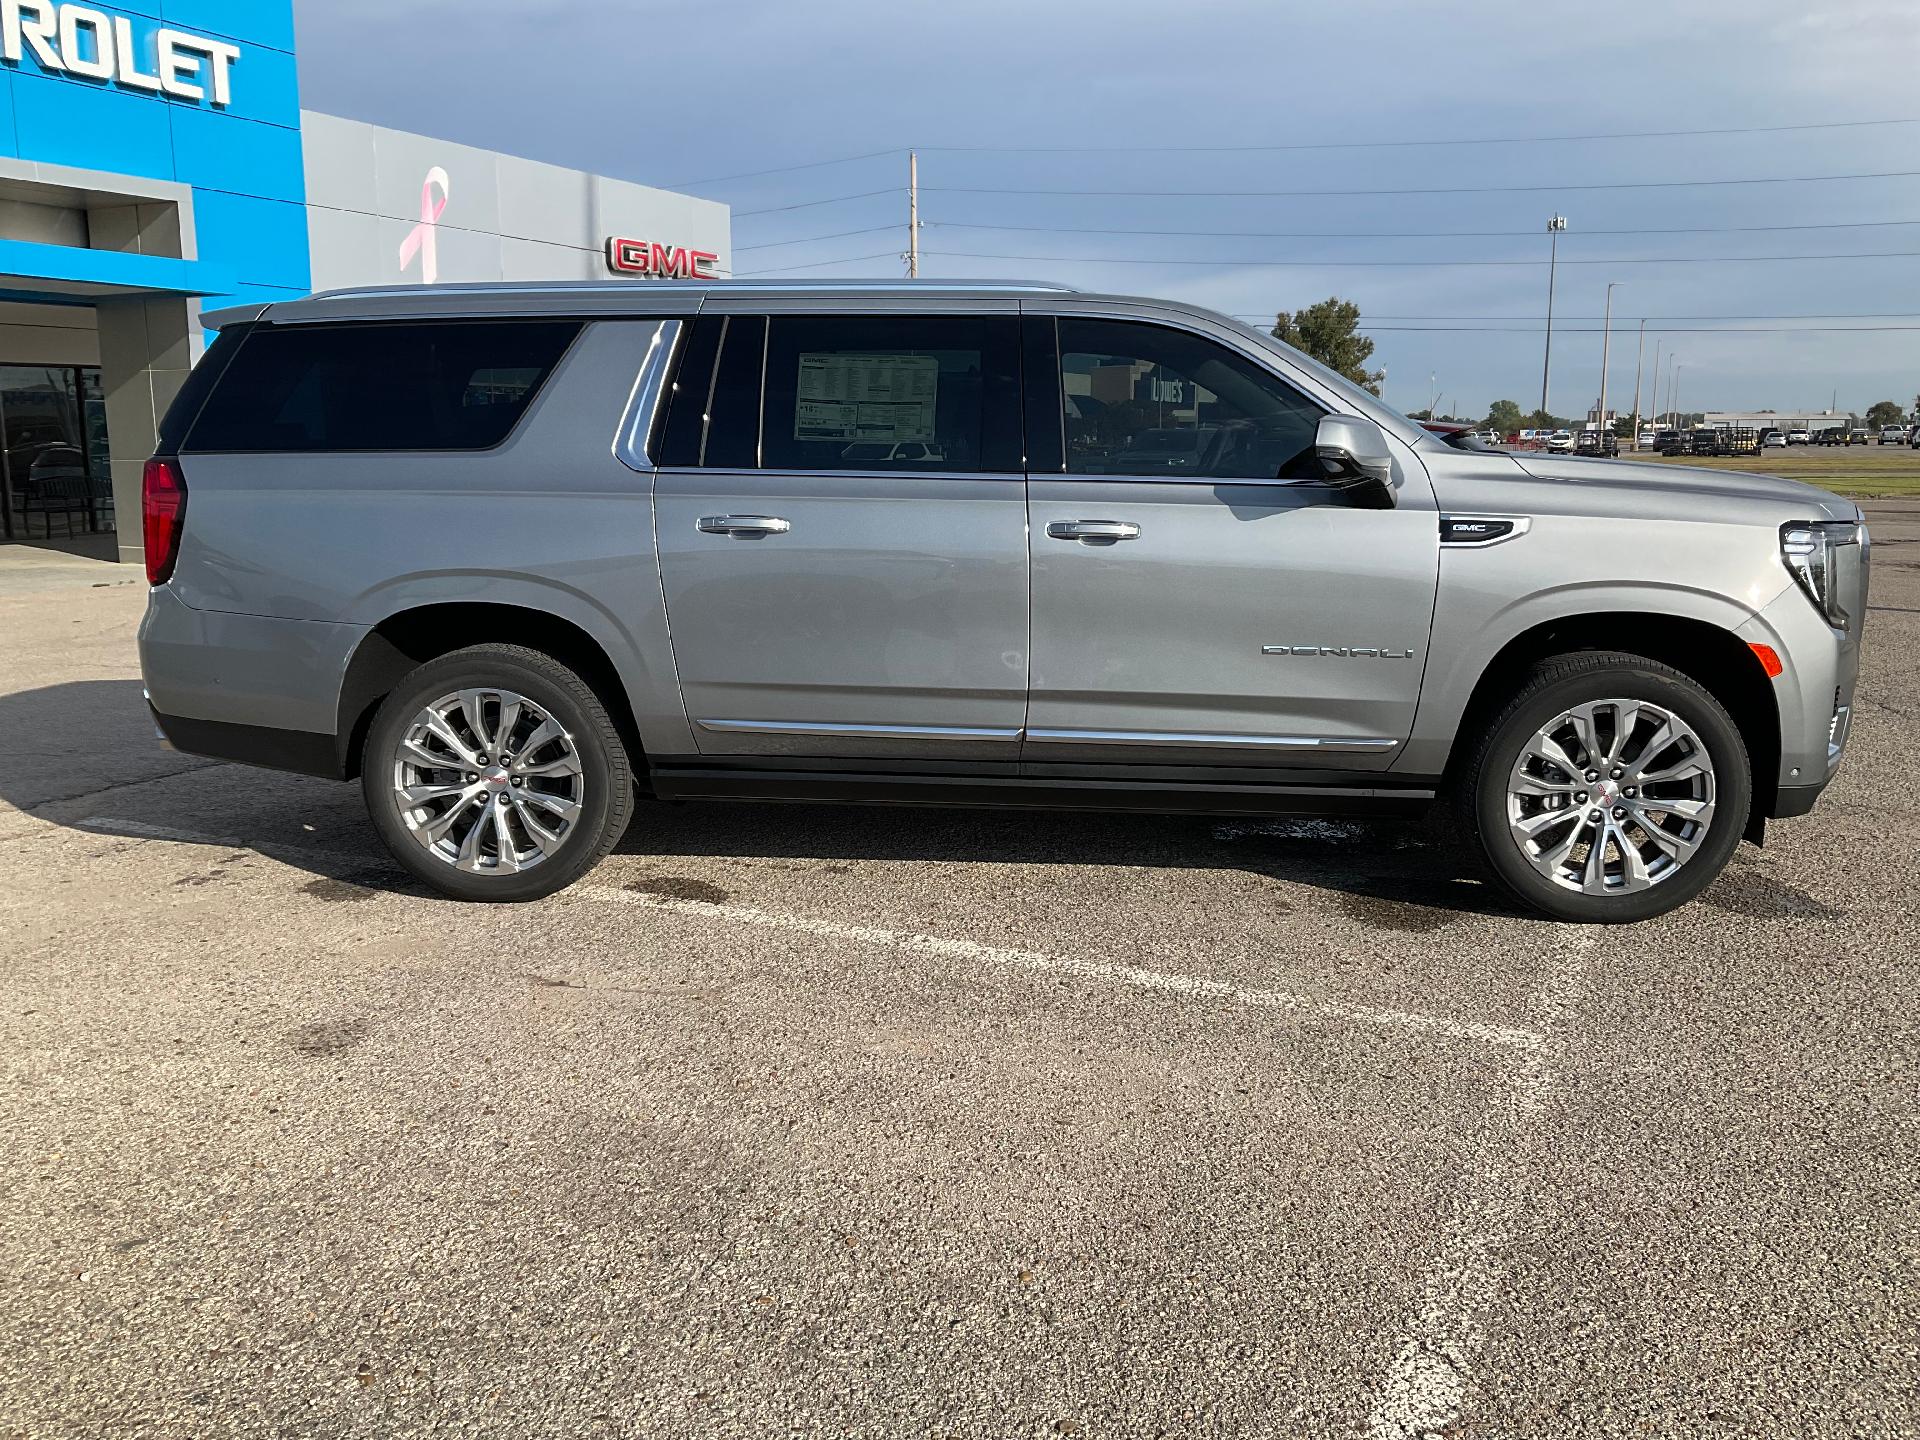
1313;414;1397;509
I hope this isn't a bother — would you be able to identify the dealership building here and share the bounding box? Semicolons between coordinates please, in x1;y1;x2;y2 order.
0;0;730;565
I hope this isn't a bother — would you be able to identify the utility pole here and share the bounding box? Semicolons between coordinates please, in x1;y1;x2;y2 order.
1672;363;1684;425
1598;281;1618;443
1429;371;1436;418
1630;319;1646;450
906;150;920;279
1539;215;1568;417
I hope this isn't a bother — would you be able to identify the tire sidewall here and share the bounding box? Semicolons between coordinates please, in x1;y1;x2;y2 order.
1473;664;1751;924
362;651;622;903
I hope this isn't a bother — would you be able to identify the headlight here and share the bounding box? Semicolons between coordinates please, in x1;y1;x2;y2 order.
1780;520;1864;630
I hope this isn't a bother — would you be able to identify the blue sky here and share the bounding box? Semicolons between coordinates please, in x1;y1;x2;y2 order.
294;0;1920;421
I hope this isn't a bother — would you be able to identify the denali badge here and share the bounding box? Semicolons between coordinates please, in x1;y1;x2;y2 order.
1262;645;1416;658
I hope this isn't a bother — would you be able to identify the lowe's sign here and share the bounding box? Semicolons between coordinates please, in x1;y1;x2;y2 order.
1;2;241;105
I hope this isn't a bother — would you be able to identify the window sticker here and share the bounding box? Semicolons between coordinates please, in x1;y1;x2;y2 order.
795;353;939;443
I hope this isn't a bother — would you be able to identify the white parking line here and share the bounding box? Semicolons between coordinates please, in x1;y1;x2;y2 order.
74;813;1543;1053
588;886;1543;1051
1363;925;1598;1438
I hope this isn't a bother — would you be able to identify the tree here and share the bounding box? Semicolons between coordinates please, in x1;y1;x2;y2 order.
1485;399;1524;434
1271;298;1383;394
1865;399;1905;428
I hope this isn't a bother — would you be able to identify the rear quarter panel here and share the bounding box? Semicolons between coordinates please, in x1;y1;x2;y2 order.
166;319;693;754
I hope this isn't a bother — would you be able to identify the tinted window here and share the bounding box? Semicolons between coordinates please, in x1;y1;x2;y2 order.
703;315;766;470
760;315;1020;473
185;321;579;453
654;315;723;468
1058;318;1323;480
156;323;249;454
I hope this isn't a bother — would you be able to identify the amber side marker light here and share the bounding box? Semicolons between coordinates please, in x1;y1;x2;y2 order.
1748;642;1785;678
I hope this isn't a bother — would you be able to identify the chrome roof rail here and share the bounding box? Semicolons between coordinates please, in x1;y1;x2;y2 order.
307;278;1079;303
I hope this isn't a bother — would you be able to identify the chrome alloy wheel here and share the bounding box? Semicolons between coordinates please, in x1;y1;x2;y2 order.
1506;698;1717;895
391;688;584;873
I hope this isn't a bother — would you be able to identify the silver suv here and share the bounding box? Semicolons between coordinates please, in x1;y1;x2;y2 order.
138;280;1868;922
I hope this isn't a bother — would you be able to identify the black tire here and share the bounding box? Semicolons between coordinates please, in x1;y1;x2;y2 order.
360;644;633;902
1460;652;1750;924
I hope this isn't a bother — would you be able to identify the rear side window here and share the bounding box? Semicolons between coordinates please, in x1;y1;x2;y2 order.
654;315;767;470
760;315;1021;474
184;321;580;453
156;323;251;454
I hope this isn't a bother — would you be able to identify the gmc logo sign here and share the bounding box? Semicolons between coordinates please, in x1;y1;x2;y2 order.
606;237;720;279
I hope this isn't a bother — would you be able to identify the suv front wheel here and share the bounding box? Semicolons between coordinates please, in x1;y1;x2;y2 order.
1463;653;1750;923
362;644;634;902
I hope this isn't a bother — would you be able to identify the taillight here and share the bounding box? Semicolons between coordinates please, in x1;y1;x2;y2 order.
142;457;187;586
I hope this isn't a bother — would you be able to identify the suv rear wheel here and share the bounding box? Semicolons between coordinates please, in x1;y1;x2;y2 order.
362;644;633;902
1463;652;1750;923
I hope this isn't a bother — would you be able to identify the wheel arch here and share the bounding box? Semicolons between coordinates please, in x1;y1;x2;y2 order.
1439;612;1782;823
337;603;645;781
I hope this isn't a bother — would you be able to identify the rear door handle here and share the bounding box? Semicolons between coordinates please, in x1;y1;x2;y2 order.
697;514;791;537
1045;520;1140;544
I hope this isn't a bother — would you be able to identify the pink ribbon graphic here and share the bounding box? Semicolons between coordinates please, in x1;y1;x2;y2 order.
397;166;451;284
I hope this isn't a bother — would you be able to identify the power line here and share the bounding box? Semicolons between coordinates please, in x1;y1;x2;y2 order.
1233;312;1920;320
732;188;902;218
925;247;1920;268
929;216;1920;240
663;148;900;189
923;169;1920;199
914;116;1920;155
733;251;902;277
660;117;1920;186
734;225;900;253
1352;325;1920;334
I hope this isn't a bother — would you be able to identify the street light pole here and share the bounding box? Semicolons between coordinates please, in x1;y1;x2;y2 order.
1539;215;1568;418
1598;281;1618;446
1630;318;1646;450
906;150;920;279
1672;363;1684;426
1650;340;1664;429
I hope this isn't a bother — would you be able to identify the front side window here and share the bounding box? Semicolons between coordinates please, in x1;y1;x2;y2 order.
1058;318;1323;481
185;321;580;453
760;315;1021;474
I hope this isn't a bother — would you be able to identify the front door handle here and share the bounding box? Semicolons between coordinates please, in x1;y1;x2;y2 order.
1045;520;1141;544
697;514;791;537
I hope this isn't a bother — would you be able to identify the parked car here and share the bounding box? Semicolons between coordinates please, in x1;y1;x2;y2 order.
139;279;1868;924
1545;429;1576;453
1575;430;1618;457
1786;428;1811;445
1637;428;1657;447
1763;430;1787;448
1879;425;1909;446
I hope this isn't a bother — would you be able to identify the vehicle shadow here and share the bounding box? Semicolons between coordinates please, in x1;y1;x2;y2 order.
1;678;1527;923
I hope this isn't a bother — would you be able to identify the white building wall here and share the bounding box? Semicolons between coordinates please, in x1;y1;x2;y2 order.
299;111;730;294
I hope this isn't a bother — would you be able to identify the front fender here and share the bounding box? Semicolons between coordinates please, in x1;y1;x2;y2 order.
1396;566;1789;778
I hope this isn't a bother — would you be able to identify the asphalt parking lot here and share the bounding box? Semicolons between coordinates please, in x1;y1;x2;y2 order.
3;505;1917;1439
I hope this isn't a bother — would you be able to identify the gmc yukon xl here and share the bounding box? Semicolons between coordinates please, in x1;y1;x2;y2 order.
138;281;1868;922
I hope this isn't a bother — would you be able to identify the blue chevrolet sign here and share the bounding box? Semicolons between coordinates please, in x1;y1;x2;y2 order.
0;0;309;317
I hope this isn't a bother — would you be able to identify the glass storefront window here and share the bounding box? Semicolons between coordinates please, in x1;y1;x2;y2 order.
0;364;114;551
